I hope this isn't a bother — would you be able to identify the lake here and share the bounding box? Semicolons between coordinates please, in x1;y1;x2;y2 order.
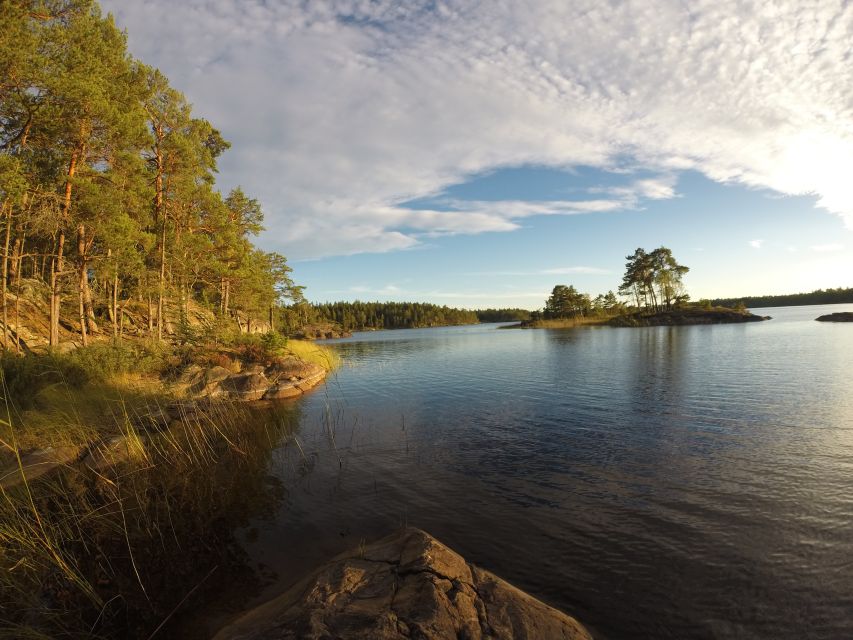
228;304;853;639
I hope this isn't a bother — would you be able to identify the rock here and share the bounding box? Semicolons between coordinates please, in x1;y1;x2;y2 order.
243;363;267;375
190;365;234;397
262;362;326;400
81;435;147;470
263;383;303;399
213;528;592;640
816;312;853;322
178;364;205;387
220;372;271;401
264;357;319;382
0;445;86;489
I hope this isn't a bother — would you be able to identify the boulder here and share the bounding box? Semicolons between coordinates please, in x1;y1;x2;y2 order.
220;372;271;401
265;357;320;382
190;366;234;397
214;528;592;640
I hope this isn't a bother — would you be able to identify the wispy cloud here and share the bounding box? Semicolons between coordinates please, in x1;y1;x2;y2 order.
104;0;853;258
749;239;765;249
467;266;611;276
809;243;844;252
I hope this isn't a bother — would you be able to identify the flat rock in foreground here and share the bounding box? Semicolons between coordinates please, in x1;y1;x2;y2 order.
815;312;853;322
214;527;592;640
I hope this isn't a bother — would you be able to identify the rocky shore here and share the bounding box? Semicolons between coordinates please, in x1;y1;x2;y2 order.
214;527;592;640
608;308;770;327
177;356;327;401
815;312;853;322
0;355;328;490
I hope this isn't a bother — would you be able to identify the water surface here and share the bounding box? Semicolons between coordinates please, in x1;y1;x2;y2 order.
234;305;853;639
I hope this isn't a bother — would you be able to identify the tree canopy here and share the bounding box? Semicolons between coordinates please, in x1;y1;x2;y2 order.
0;0;300;348
618;247;689;311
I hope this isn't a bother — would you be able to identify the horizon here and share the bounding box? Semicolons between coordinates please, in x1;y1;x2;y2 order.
102;1;853;309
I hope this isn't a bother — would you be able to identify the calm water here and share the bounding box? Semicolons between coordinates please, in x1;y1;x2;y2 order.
231;305;853;639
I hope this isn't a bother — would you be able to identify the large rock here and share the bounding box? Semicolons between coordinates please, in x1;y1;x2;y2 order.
214;528;592;640
189;365;234;397
220;372;271;401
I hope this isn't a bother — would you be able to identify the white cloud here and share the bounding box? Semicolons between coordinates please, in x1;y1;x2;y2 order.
467;266;611;276
102;0;853;258
809;243;844;252
749;239;765;249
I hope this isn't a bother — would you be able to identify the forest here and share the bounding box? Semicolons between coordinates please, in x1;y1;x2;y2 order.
712;287;853;309
0;1;300;350
302;301;480;331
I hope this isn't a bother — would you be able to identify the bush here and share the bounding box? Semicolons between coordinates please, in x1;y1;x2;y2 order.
68;341;167;380
228;331;287;363
0;352;89;410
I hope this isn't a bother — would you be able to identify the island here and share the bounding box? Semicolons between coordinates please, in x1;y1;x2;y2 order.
815;312;853;322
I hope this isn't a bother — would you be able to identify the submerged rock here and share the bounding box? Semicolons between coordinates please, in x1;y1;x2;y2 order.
214;527;592;640
815;312;853;322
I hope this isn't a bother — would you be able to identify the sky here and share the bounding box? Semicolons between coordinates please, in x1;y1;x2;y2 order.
101;0;853;309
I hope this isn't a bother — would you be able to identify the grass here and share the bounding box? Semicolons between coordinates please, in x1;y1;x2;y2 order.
283;339;341;371
0;330;337;637
514;316;612;329
0;384;299;639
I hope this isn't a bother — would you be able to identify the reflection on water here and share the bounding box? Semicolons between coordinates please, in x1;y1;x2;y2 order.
230;305;853;640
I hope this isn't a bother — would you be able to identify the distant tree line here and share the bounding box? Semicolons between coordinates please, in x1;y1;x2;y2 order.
0;1;300;350
475;308;532;322
291;301;480;331
712;287;853;309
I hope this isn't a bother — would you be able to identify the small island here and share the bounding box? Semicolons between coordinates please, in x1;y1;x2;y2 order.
513;247;771;329
815;312;853;322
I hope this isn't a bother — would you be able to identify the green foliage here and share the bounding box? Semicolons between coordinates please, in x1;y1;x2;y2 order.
307;301;479;331
475;308;532;322
0;1;298;349
0;342;167;410
67;341;166;379
0;351;88;410
619;247;689;311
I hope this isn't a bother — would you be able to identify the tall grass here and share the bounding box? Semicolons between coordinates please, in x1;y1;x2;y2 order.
0;385;299;639
284;339;341;371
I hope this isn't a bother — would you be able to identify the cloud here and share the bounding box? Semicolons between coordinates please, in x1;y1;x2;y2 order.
102;0;853;258
809;243;844;252
749;239;764;249
467;266;611;276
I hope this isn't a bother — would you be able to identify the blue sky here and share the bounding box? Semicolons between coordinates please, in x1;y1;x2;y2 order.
297;167;852;307
102;0;853;309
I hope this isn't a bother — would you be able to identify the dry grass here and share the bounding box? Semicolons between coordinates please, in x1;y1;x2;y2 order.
284;339;341;371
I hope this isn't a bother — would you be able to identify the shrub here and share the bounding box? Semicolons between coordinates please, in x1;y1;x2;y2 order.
0;352;89;410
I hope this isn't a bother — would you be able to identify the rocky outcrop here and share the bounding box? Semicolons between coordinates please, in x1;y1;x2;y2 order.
608;308;770;327
178;356;327;402
214;527;592;640
816;312;853;322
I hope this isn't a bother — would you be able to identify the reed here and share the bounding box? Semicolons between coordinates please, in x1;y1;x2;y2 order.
0;375;297;639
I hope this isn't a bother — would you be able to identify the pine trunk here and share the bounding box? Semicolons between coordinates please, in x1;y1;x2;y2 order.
51;148;79;347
